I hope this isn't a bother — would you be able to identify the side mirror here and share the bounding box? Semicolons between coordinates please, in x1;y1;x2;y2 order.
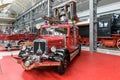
66;36;69;38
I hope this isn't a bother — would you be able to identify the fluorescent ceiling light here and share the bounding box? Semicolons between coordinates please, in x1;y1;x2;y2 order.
2;0;14;4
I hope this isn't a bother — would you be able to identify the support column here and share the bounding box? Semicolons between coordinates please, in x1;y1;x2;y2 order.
48;0;50;17
30;11;33;33
89;0;98;52
48;0;53;17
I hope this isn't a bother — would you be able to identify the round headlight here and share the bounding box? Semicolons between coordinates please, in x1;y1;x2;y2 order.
21;46;26;50
24;61;31;67
51;46;56;52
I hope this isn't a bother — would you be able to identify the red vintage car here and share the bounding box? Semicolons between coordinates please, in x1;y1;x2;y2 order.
12;23;81;74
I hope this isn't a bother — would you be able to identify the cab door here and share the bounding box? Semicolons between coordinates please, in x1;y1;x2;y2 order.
67;26;78;53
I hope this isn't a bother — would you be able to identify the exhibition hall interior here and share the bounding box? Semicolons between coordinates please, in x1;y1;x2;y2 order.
0;0;120;80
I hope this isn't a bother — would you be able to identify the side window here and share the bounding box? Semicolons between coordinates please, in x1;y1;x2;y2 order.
99;21;108;28
76;28;79;36
99;21;104;28
104;21;108;27
70;28;74;36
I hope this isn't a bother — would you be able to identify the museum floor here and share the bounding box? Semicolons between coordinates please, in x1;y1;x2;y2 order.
0;50;120;80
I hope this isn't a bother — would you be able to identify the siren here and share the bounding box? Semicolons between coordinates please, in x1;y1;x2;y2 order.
45;20;48;25
65;19;68;24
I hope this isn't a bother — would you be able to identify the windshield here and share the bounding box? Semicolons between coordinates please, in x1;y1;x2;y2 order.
40;26;67;36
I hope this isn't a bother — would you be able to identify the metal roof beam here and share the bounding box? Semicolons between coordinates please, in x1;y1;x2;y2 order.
17;0;48;19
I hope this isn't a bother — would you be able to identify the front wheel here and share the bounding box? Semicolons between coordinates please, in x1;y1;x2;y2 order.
57;58;68;74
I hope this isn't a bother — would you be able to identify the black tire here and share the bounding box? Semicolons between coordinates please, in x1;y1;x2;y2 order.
57;50;68;74
58;62;65;74
78;44;81;56
16;46;19;48
17;40;24;45
58;58;68;75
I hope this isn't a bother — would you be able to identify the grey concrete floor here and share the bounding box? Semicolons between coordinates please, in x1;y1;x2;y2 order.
0;50;19;60
82;46;120;56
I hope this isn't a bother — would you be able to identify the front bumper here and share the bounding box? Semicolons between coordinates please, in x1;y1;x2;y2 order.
12;56;61;70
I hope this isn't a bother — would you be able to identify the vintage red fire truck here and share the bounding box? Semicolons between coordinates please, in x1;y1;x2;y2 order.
12;23;81;74
0;25;36;50
0;33;36;50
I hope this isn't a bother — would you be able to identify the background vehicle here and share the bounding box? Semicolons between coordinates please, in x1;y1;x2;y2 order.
77;13;120;49
0;25;36;50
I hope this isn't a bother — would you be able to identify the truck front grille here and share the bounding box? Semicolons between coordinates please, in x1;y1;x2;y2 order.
34;39;47;54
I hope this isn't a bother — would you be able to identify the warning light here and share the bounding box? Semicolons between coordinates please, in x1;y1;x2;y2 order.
65;19;68;24
45;20;48;25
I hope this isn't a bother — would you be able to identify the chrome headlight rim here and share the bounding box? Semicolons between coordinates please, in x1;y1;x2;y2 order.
51;46;56;52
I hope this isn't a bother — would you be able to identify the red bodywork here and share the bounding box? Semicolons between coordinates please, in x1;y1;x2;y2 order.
0;33;35;41
0;33;36;49
12;23;81;70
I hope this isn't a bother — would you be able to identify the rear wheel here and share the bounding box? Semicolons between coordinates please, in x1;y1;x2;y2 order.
117;39;120;49
78;44;81;56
